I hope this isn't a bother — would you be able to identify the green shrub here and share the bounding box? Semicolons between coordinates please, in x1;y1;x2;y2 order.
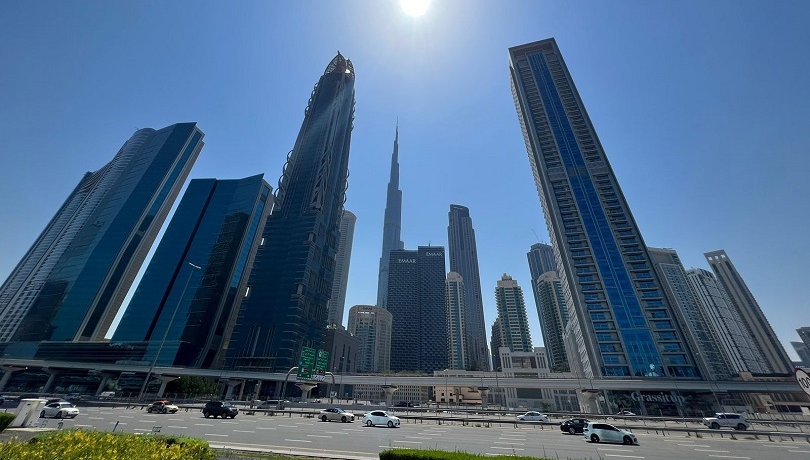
0;413;15;432
0;429;216;459
380;449;552;460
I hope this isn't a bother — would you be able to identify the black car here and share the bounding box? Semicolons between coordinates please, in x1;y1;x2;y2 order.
560;418;590;434
202;400;238;419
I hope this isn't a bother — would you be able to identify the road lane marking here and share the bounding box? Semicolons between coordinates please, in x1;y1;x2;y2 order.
118;415;134;418
680;444;711;447
407;436;436;440
707;456;749;459
490;447;524;451
167;418;184;421
206;434;229;437
493;441;525;445
603;455;644;459
279;424;298;428
789;451;810;454
599;448;634;452
74;424;92;428
381;446;411;449
256;427;276;430
233;430;255;433
393;440;422;444
168;426;188;429
195;423;214;426
342;428;364;432
221;421;238;424
695;450;731;453
284;439;312;443
307;434;332;438
324;431;345;434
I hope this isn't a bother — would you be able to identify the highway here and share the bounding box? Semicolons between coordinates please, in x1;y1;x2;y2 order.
22;405;810;460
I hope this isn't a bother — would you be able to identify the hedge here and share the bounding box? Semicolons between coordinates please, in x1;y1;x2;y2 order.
0;429;216;459
0;413;14;432
380;449;552;460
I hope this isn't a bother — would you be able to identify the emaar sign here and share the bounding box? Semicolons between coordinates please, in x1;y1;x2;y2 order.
796;368;810;398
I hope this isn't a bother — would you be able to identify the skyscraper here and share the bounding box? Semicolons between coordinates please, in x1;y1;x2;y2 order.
799;327;810;350
224;53;355;372
112;175;272;368
327;210;356;327
348;304;392;373
494;274;532;353
534;271;569;371
686;268;764;374
491;318;503;371
446;271;467;370
791;341;810;367
509;38;697;378
705;250;793;375
447;204;489;370
376;126;404;309
0;123;205;343
528;242;557;276
649;247;731;381
388;246;448;373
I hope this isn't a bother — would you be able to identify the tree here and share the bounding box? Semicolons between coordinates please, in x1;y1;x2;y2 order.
165;376;219;396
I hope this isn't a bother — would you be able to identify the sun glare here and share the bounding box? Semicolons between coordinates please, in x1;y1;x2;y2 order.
400;0;431;17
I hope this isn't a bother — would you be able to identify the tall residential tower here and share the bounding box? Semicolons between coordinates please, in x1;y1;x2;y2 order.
494;274;533;353
509;38;697;379
327;210;357;327
376;126;405;309
224;54;355;372
447;204;489;370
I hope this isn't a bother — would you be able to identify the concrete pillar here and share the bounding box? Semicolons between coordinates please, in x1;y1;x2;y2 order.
295;382;317;401
273;380;283;399
156;375;180;398
0;367;25;392
237;380;246;401
42;369;60;393
478;387;490;411
94;372;118;396
579;389;601;414
382;384;398;407
254;380;263;401
224;380;243;400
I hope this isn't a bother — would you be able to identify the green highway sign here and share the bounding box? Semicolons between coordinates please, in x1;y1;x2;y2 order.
297;347;316;380
314;349;329;381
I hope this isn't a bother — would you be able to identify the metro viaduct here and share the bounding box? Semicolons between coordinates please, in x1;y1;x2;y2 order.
0;358;803;396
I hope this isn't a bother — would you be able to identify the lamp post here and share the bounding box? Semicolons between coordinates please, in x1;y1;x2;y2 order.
137;262;201;402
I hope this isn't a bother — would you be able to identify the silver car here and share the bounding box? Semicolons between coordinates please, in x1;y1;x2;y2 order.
40;401;79;419
319;407;354;422
362;410;400;428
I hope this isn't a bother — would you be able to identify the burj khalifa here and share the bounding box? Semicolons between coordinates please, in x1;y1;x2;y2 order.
376;125;404;308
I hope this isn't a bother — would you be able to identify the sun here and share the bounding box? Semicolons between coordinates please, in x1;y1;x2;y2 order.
400;0;431;17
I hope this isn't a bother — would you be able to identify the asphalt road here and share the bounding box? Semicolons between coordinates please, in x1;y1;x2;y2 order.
20;406;808;460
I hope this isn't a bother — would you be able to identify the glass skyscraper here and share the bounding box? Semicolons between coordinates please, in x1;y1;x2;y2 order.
224;54;355;372
376;126;405;309
446;271;467;370
327;210;356;327
527;242;568;371
494;274;533;353
447;204;489;370
509;38;697;379
112;174;272;368
0;123;204;343
388;246;448;373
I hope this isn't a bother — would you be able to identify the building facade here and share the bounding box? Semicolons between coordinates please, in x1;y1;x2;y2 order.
112;175;272;368
705;250;793;375
649;247;731;381
0;123;205;343
686;268;764;374
791;341;810;367
534;271;569;371
327;210;356;327
491;318;503;371
388;246;448;373
528;242;558;277
509;38;697;379
223;53;355;372
347;304;392;373
447;204;489;371
446;272;467;370
494;274;533;353
376;126;404;309
324;326;359;375
798;327;810;348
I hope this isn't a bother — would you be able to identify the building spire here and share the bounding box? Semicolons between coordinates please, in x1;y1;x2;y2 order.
377;122;405;308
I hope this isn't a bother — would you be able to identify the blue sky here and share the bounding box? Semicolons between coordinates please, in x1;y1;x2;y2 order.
1;0;809;359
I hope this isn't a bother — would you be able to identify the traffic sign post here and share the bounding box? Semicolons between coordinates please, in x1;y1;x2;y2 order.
796;367;810;398
297;347;316;380
314;349;329;382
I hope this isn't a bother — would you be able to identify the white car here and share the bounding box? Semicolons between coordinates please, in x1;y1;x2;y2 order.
362;410;400;427
40;401;79;419
584;422;638;445
517;411;549;422
702;413;750;430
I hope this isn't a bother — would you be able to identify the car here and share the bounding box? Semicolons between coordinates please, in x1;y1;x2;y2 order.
147;400;179;414
516;411;549;422
615;410;636;416
98;391;116;399
40;401;79;419
362;410;400;427
560;418;590;434
258;399;286;409
202;400;238;419
583;422;638;445
319;407;355;422
702;413;750;431
65;393;89;401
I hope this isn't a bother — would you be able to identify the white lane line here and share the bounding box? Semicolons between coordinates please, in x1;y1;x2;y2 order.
324;431;346;435
490;447;524;451
284;439;312;443
138;420;154;423
221;421;238;424
168;426;188;429
88;416;105;420
681;444;711;447
74;424;93;428
233;430;255;433
493;441;525;445
695;449;730;453
167;418;184;421
603;455;645;459
599;448;634;452
707;456;750;459
307;434;332;438
118;415;134;418
279;424;298;428
195;423;214;426
256;427;276;430
393;440;422;444
133;428;150;432
406;436;436;440
789;451;810;454
380;446;411;449
206;434;229;437
342;428;364;432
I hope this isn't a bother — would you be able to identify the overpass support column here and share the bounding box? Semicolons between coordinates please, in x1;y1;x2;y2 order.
478;387;489;410
42;369;60;393
579;389;601;414
94;372;118;396
273;380;283;399
382;384;398;407
223;379;244;400
156;375;180;398
0;367;25;392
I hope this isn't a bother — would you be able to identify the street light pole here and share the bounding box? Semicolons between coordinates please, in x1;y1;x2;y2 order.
137;262;201;402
